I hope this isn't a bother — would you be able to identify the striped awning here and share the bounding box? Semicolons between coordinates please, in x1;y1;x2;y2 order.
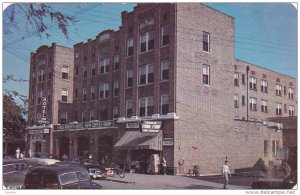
114;131;162;151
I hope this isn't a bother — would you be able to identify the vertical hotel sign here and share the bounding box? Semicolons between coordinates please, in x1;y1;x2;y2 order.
38;97;48;124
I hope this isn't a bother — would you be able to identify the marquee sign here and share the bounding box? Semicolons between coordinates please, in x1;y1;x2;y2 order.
141;121;162;133
56;120;115;131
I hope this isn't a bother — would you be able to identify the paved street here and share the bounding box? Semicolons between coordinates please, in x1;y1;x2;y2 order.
94;173;252;189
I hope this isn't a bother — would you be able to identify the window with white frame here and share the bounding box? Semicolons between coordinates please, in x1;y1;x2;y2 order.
276;84;282;96
276;102;282;115
161;25;170;46
113;107;119;119
90;110;95;121
139;64;154;85
140;31;154;52
249;97;257;111
127;69;133;88
288;87;294;99
234;94;239;108
139;97;154;117
82;87;87;101
60;112;68;124
139;18;154;29
127;38;134;56
261;80;268;93
62;66;69;79
61;89;68;103
203;32;210;52
161;60;169;81
113;55;120;70
90;86;96;100
113;81;119;97
261;99;268;112
99;58;110;74
202;64;210;85
234;73;239;86
99;83;109;99
82;111;87;122
249;77;257;90
126;100;133;118
161;94;169;115
289;105;295;116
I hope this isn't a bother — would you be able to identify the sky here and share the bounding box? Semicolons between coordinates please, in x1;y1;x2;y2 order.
2;2;298;101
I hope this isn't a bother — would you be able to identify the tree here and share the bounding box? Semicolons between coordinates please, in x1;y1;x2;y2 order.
3;94;27;138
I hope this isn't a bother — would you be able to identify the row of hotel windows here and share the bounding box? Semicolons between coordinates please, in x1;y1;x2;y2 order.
234;94;295;116
58;95;169;124
234;73;294;99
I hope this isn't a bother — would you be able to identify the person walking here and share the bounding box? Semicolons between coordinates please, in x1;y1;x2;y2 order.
178;158;185;175
161;157;167;175
222;160;231;189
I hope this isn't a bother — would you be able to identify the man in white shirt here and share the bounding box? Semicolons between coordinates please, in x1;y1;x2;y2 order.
222;160;231;189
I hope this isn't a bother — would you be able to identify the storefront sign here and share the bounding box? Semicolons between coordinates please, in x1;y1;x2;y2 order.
141;121;162;133
126;123;140;129
56;120;115;131
163;138;174;146
29;129;49;134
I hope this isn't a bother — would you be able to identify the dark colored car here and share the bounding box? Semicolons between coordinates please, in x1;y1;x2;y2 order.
82;164;108;179
24;163;103;189
251;171;297;189
3;159;29;189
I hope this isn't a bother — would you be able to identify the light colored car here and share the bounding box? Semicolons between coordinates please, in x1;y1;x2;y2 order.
24;157;60;168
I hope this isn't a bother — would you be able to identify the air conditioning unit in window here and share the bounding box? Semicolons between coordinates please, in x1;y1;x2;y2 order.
262;121;268;126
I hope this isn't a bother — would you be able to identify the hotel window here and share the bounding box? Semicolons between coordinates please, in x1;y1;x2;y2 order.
203;32;210;52
74;88;78;99
127;69;133;88
38;69;44;82
241;74;245;85
32;72;36;83
139;64;154;85
91;64;96;76
139;18;154;29
161;60;169;81
90;110;95;121
113;55;120;70
126;100;133;118
288;87;294;99
202;64;210;85
261;80;268;93
276;103;282;115
48;67;52;80
249;97;257;111
234;94;239;108
242;95;245;106
75;66;79;76
127;38;133;56
47;89;51;103
83;69;88;78
161;94;169;115
90;86;95;100
113;81;119;97
272;140;279;157
82;111;87;122
276;84;282;96
249;77;257;90
264;140;268;157
161;25;170;46
261;99;268;112
284;86;287;95
284;104;287;113
82;88;87;101
234;73;239;86
61;89;68;103
289;105;295;116
62;66;69;79
139;97;154;117
140;31;154;52
75;51;79;59
99;83;109;99
113;107;119;119
60;112;67;124
37;90;44;104
99;58;110;74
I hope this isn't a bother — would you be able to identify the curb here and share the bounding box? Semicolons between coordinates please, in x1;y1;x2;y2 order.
103;177;136;184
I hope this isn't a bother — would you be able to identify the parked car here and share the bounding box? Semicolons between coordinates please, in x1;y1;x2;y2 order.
24;163;103;189
24;157;60;168
251;171;297;189
82;164;108;179
3;159;29;189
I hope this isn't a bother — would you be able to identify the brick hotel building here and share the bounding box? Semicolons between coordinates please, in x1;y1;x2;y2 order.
26;3;297;175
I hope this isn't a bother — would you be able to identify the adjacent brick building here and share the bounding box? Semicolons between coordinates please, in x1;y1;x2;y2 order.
26;3;297;175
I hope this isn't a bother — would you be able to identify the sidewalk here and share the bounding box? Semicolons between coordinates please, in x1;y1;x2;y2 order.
104;173;249;189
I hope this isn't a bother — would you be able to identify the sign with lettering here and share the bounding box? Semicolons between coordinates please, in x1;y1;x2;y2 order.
38;97;49;124
163;138;174;146
56;121;115;131
126;123;140;129
29;129;49;134
141;121;162;133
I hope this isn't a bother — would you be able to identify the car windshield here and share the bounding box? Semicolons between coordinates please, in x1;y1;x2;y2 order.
59;171;90;185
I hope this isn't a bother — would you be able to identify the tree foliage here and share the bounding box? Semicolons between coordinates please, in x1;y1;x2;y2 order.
3;94;27;138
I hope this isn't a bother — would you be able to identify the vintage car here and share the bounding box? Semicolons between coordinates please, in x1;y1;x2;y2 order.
24;157;60;168
82;164;108;179
3;159;29;189
24;163;103;189
251;171;297;189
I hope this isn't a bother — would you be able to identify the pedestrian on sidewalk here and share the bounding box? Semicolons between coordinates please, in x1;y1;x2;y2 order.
178;158;185;175
161;157;167;175
222;160;231;189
